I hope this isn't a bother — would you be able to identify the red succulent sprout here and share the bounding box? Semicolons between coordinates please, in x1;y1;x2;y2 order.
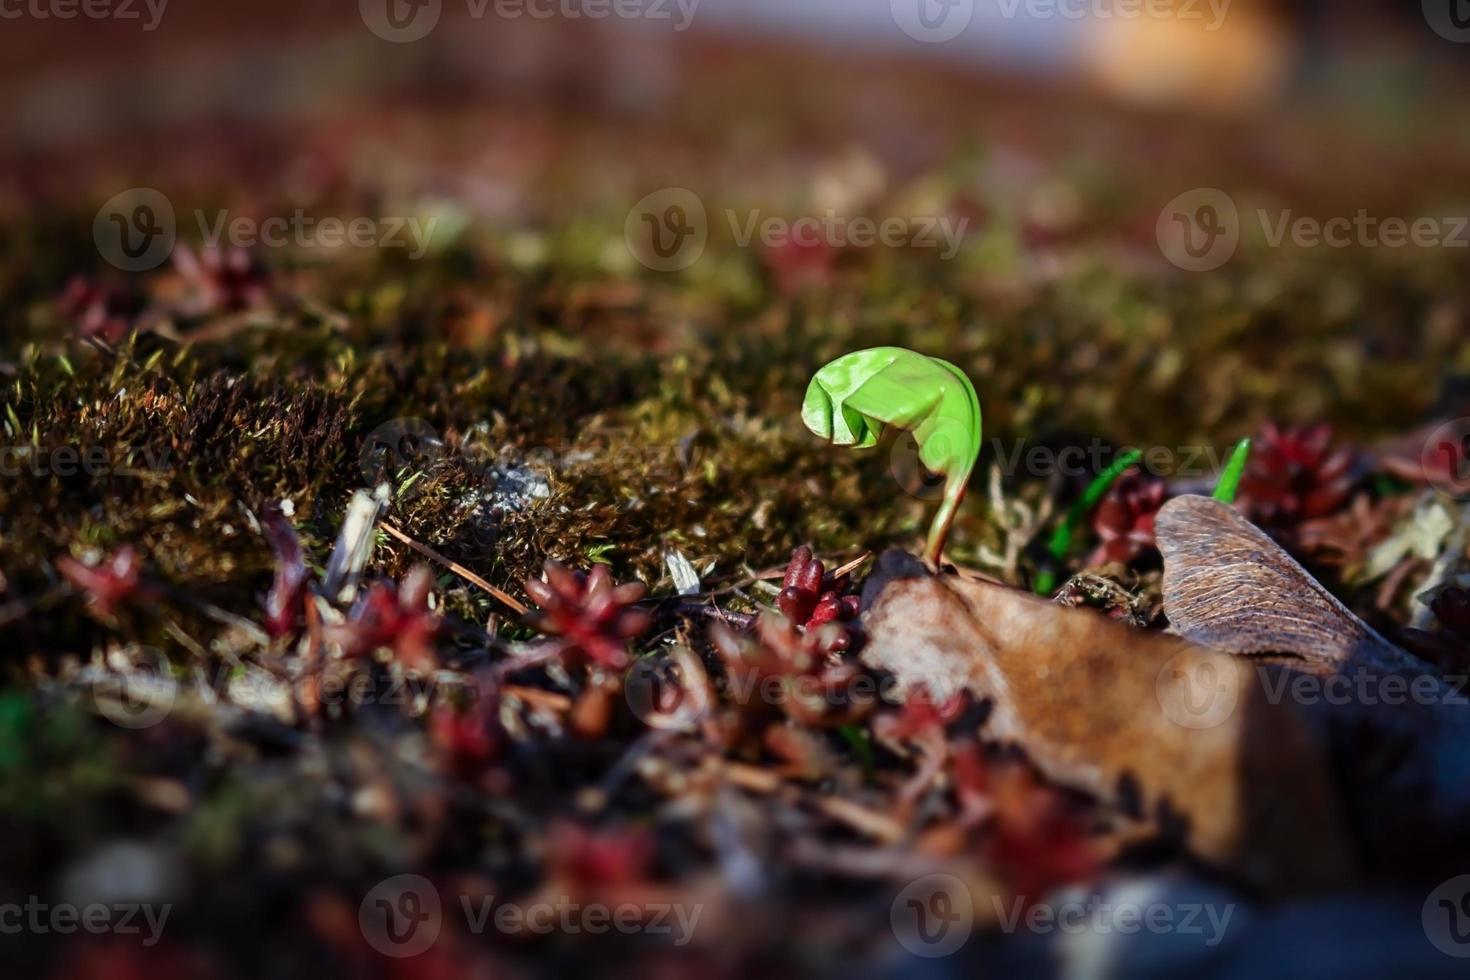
57;546;157;619
776;546;861;650
952;744;1099;904
57;275;144;343
524;562;651;671
1087;469;1166;566
1237;423;1354;528
709;615;873;727
327;566;441;673
260;508;309;639
880;687;968;744
50;938;213;980
547;820;657;889
761;235;837;297
172;242;272;315
430;677;503;780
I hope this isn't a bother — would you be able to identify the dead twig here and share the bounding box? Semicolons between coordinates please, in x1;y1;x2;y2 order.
380;520;528;616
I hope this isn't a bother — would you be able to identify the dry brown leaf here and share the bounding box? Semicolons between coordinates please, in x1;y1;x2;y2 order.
859;551;1356;891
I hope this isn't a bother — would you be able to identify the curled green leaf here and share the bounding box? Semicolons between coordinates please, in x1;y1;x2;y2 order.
802;347;982;564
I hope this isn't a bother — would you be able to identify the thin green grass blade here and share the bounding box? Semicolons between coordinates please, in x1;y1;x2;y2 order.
1212;438;1252;504
1037;448;1144;594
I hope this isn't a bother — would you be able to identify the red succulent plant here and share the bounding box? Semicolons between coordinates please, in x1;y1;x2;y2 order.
761;236;837;297
172;242;272;315
327;566;441;672
776;545;861;650
1237;423;1354;528
952;744;1099;903
57;275;144;343
709;615;872;727
260;508;309;639
57;547;157;619
524;562;651;671
430;677;502;780
1087;470;1166;566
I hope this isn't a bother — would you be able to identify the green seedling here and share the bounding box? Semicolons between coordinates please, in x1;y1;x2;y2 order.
1212;438;1252;504
1036;448;1143;595
802;347;982;565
